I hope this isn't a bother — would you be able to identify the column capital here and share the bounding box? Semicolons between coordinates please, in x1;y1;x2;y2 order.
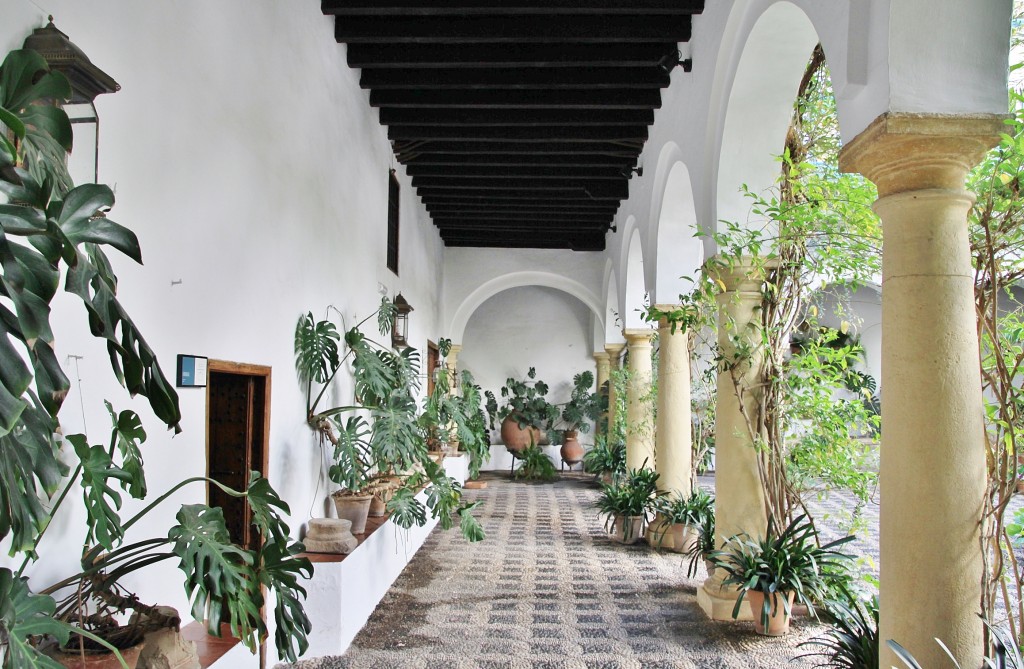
622;328;655;346
839;113;1004;197
703;256;771;295
446;343;463;357
604;342;626;358
593;351;610;363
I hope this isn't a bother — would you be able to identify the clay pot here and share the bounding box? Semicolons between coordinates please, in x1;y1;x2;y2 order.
610;515;644;544
56;643;143;669
332;492;373;534
669;523;700;555
500;414;542;455
560;430;584;465
746;590;796;636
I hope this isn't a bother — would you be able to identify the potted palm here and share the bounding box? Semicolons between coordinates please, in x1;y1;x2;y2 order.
649;488;714;554
594;466;662;544
708;515;854;636
484;368;559;455
556;370;601;466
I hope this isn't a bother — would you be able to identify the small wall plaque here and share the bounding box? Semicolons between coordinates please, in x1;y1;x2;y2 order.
176;354;208;388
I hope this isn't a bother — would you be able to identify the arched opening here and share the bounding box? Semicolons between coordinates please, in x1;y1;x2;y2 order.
650;155;703;306
622;223;648;329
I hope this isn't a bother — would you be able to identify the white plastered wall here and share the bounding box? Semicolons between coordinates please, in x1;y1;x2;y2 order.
1;3;446;662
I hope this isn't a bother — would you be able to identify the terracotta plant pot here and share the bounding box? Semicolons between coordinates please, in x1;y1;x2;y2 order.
560;430;584;465
331;492;373;534
56;643;144;669
669;523;700;555
500;414;542;455
745;590;796;636
610;514;644;545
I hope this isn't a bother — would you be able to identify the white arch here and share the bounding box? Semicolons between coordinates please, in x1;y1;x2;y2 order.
622;225;648;329
603;261;624;345
448;271;604;343
648;147;703;305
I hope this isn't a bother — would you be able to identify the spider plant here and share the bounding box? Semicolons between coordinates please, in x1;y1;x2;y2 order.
582;436;626;480
595;466;662;535
798;585;879;669
513;443;558;482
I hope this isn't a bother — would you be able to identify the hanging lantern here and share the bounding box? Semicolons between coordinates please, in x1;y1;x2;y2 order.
391;293;413;348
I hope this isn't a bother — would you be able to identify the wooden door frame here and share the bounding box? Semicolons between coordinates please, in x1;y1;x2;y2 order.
204;360;272;496
204;359;272;668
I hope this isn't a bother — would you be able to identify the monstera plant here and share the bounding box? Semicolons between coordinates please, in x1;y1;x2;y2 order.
0;48;311;667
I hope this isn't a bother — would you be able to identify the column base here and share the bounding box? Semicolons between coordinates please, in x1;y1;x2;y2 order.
697;583;753;621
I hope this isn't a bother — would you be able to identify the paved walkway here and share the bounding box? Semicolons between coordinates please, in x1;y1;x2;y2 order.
283;471;879;669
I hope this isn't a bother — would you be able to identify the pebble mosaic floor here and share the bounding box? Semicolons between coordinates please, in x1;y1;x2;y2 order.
281;471;881;669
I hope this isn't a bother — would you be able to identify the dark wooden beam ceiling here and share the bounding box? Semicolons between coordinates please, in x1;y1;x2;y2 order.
323;1;704;250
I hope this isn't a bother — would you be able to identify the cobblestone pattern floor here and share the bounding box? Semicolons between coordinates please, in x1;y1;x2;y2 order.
281;471;877;669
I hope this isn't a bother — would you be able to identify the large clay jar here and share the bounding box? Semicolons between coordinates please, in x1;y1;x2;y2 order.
331;491;373;534
500;414;542;455
746;590;796;636
560;429;584;465
56;643;144;669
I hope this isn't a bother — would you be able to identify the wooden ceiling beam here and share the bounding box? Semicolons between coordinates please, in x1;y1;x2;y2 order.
324;1;703;16
441;233;605;251
393;141;641;156
334;16;691;44
422;197;618;210
348;43;676;69
389;125;648;143
410;165;627;179
361;67;669;90
417;188;626;201
370;89;662;109
431;212;612;223
378;108;654;127
404;154;635;168
413;176;627;193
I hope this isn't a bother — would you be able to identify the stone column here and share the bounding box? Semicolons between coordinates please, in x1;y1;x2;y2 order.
839;113;1002;669
446;344;462;396
697;259;767;621
623;329;656;471
604;343;626;442
654;306;692;498
593;351;611;440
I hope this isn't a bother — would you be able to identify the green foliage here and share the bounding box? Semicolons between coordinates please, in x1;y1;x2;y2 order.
0;568;69;669
594;466;661;528
559;370;601;434
683;505;716;579
514;444;558;482
654;488;714;527
456;370;492;479
798;588;879;669
485;366;559;432
582;435;626;478
708;515;854;628
294;305;484;541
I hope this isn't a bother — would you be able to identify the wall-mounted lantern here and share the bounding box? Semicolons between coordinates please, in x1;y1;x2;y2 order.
391;293;413;349
23;17;120;183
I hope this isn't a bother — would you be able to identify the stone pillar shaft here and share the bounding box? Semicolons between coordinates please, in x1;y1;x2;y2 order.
654;306;692;498
593;352;611;440
605;343;626;443
697;260;767;621
623;329;656;471
839;113;1003;669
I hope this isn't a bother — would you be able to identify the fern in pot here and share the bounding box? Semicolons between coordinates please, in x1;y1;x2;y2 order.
708;514;854;636
594;466;662;544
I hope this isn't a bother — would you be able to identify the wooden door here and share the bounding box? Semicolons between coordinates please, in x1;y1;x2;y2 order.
206;361;271;551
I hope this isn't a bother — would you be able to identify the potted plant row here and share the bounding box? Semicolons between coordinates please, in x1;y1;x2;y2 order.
708;514;854;636
649;488;714;554
294;304;485;542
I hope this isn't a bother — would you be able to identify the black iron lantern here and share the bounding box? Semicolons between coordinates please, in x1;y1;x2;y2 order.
391;293;413;348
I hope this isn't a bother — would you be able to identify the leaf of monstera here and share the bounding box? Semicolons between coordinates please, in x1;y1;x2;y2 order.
68;434;133;551
244;473;291;548
293;313;339;386
0;568;68;669
0;394;63;555
56;185;141;263
369;392;424;472
256;540;312;663
386;486;427;529
169;504;262;642
105;402;147;499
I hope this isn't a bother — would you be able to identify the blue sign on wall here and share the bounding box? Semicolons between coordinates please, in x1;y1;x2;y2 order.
176;354;208;388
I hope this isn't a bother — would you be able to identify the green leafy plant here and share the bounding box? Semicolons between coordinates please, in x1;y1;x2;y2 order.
798;582;879;669
513;443;558;482
294;307;484;542
653;488;714;527
0;47;311;666
683;505;717;578
457;369;492;480
708;514;854;628
485;367;559;433
582;435;626;480
558;370;601;436
594;466;662;534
